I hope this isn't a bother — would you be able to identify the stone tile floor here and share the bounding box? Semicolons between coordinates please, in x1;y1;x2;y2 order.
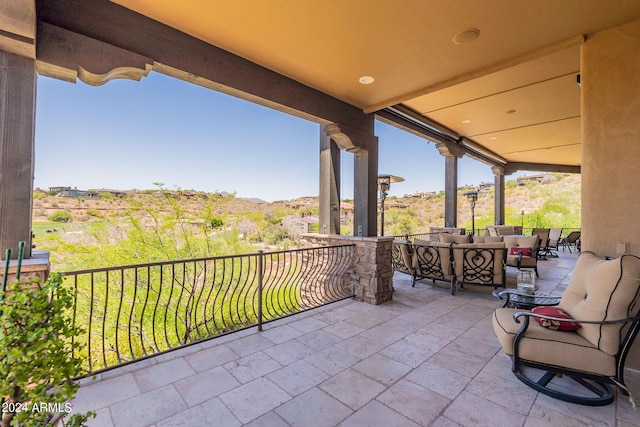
72;250;640;426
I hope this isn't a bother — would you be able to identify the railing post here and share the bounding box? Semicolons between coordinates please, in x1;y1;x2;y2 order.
257;250;263;332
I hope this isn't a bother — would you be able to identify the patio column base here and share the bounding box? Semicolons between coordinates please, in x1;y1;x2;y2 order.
301;234;394;305
0;250;51;286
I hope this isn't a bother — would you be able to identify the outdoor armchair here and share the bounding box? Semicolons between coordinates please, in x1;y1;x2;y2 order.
493;252;640;406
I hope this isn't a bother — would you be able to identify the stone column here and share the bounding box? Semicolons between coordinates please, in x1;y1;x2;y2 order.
300;234;394;305
492;166;505;225
319;126;341;235
0;50;36;260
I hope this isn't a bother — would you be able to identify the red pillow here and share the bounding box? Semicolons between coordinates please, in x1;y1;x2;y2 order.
510;247;532;257
531;306;580;331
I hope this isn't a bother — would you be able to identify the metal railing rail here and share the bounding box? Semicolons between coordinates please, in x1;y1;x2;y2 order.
63;244;356;376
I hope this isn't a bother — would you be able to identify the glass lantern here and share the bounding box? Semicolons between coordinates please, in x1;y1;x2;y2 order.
517;269;536;295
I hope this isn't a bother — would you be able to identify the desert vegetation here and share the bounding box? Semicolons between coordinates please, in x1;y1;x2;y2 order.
33;174;581;272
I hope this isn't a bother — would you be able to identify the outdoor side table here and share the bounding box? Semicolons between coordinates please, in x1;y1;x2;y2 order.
492;289;561;309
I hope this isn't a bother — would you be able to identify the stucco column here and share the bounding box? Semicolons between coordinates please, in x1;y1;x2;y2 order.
0;50;36;260
492;166;505;225
582;19;640;371
319;126;341;235
436;143;464;228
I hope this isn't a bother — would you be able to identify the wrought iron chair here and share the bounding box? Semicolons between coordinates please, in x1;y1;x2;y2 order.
493;252;640;406
451;243;507;295
391;240;414;278
411;240;453;287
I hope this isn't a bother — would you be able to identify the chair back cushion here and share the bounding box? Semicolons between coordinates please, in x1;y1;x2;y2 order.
473;235;504;244
504;235;539;251
439;233;470;244
559;252;640;355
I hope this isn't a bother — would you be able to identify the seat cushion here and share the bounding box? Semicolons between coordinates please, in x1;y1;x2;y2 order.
559;252;640;355
492;308;616;376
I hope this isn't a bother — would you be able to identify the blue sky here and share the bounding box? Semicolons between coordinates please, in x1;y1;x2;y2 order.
35;71;504;202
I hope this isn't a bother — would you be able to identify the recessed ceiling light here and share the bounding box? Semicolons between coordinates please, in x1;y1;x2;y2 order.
490;137;498;140
359;76;375;85
462;119;471;124
453;28;480;44
506;109;516;114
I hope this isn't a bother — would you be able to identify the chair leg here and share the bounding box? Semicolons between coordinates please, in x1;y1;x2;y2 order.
512;366;614;406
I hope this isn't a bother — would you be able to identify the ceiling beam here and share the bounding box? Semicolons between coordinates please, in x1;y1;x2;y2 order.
504;162;580;175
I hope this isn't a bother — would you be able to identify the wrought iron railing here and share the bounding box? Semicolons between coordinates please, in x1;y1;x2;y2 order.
63;244;356;376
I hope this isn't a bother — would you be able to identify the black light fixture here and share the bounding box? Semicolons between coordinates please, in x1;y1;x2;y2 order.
463;190;480;236
377;174;404;236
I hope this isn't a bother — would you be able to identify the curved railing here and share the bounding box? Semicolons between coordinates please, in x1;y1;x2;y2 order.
63;244;356;376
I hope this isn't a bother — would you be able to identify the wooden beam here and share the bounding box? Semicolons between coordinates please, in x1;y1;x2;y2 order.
0;0;36;58
36;22;152;85
504;162;581;175
35;0;373;137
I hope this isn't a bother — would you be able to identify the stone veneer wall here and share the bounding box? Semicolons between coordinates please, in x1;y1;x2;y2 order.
300;234;394;305
0;250;50;288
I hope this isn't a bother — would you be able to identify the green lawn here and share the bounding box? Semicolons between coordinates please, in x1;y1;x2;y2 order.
32;221;103;236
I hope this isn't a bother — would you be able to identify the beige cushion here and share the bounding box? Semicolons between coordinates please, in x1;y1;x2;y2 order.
398;242;414;274
492;308;616;376
559;252;640;355
473;235;503;244
505;235;539;268
504;235;538;251
439;233;470;244
452;243;506;285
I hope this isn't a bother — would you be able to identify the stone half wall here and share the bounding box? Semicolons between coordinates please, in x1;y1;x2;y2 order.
0;250;50;288
300;234;394;305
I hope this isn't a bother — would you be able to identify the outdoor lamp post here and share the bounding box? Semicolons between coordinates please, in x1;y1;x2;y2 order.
521;210;525;228
463;190;479;236
377;174;404;236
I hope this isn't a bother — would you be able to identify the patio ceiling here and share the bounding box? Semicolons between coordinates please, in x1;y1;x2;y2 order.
111;1;640;169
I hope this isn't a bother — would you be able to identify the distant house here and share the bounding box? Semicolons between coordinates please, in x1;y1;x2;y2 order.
48;186;71;193
59;189;98;198
408;191;437;198
478;182;494;191
282;214;319;236
340;202;353;223
98;189;127;197
517;173;556;186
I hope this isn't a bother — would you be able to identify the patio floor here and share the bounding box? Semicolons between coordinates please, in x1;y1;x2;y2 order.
71;250;639;427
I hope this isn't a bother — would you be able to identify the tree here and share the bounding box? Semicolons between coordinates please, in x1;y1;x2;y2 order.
48;211;72;223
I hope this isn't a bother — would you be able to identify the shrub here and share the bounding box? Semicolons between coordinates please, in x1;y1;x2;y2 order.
0;273;95;426
48;211;72;223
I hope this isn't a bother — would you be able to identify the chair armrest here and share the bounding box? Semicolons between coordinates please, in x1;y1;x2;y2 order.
513;311;637;325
